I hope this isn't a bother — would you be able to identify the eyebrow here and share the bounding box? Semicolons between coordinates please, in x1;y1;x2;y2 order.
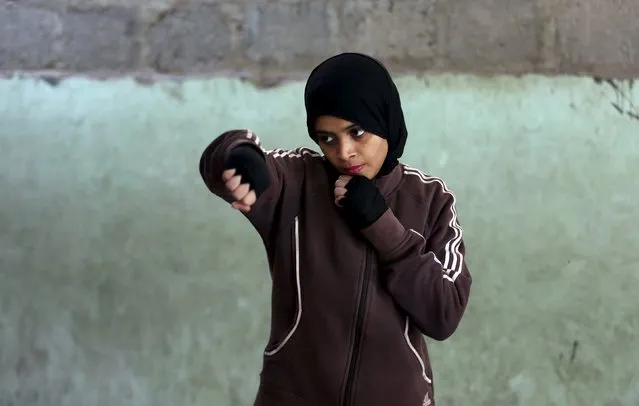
315;123;359;136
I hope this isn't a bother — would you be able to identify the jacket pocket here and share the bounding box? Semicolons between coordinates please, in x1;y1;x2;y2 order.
403;316;432;385
264;216;302;357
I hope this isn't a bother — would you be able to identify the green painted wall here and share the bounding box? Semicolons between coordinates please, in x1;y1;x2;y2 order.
1;75;638;405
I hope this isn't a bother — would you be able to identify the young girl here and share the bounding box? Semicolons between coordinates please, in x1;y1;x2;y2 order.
199;53;472;406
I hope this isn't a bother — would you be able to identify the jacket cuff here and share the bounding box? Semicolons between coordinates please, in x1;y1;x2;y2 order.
360;209;408;255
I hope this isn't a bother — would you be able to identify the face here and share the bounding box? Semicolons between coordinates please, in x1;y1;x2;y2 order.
314;116;388;179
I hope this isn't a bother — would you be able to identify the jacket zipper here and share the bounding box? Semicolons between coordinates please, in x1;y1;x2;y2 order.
342;247;372;406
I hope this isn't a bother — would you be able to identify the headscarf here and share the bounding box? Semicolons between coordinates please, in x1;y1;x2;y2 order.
304;52;408;177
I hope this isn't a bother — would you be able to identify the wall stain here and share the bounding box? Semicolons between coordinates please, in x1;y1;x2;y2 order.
134;76;155;86
161;82;185;102
569;339;579;363
40;76;61;87
594;77;638;122
14;346;49;376
554;340;580;382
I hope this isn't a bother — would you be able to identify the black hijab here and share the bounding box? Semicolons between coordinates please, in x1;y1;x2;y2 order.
304;53;408;177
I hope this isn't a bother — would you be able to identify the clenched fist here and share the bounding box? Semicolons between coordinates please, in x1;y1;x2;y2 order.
223;144;271;213
334;175;388;229
222;168;257;212
334;175;353;206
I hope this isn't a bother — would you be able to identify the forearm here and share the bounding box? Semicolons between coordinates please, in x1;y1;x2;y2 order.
361;209;472;340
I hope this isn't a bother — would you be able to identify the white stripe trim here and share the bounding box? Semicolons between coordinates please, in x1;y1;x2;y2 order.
403;166;464;283
265;148;322;159
245;129;261;147
264;216;302;356
404;317;432;384
409;229;456;283
243;129;321;160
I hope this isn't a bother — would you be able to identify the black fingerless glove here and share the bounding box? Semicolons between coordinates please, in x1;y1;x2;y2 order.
224;145;271;198
340;176;388;229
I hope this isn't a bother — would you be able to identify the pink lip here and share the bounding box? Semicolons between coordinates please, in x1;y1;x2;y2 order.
344;165;364;175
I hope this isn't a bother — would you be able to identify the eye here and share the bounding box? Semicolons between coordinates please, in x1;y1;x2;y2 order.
318;134;334;144
350;127;365;138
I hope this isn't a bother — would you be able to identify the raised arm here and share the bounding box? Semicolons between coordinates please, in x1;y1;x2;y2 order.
199;129;318;239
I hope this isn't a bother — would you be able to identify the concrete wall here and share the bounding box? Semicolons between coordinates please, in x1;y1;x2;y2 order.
2;0;639;84
1;74;638;405
2;0;639;404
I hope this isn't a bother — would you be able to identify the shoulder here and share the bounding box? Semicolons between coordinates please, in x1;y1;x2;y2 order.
264;147;323;162
399;164;458;208
260;147;324;175
244;131;321;162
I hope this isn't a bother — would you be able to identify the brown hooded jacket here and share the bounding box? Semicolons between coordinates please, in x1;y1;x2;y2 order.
199;129;472;406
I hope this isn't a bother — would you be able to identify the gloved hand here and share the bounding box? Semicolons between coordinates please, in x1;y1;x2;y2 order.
222;145;271;212
334;175;388;229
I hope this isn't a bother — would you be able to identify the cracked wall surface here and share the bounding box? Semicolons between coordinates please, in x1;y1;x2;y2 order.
2;0;639;85
1;74;638;405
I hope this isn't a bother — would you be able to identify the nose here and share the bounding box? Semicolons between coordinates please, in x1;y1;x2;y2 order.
337;139;356;162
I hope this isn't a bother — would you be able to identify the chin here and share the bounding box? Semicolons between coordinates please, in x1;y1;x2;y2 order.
352;170;374;180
